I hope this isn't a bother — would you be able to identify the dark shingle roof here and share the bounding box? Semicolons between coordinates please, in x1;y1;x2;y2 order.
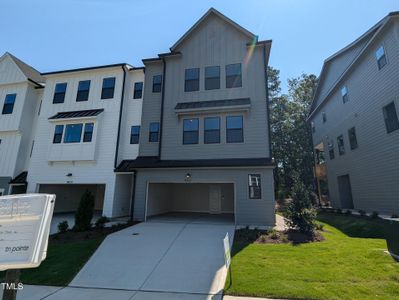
175;98;250;110
9;171;28;184
48;109;104;120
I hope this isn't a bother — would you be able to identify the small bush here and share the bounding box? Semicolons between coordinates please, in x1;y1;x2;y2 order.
95;216;109;229
268;229;280;240
74;190;95;232
391;214;399;219
315;223;324;231
358;210;366;217
259;235;268;243
370;211;379;219
57;221;69;233
345;210;352;215
336;208;342;214
281;236;289;243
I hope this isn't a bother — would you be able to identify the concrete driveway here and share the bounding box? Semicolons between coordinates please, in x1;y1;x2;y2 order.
67;213;235;299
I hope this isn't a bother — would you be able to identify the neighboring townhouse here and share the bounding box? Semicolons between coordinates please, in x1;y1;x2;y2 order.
309;12;399;214
26;64;144;217
115;8;275;226
0;52;44;196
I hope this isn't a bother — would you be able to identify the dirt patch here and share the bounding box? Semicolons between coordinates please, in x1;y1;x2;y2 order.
50;221;139;244
234;228;324;245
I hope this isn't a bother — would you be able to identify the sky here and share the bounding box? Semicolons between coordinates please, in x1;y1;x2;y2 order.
1;0;398;92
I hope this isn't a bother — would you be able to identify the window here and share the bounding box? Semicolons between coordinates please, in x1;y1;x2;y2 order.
383;102;399;133
53;125;64;143
205;66;220;90
101;77;116;99
341;86;349;103
204;117;220;144
337;135;345;155
348;127;358;150
248;174;261;199
76;80;91;102
133;82;143;99
53;83;67;104
149;122;160;142
184;68;200;92
83;123;94;142
375;45;387;70
64;124;83;143
226;116;243;143
130;126;140;144
152;75;162;93
328;141;335;160
183;119;199;144
311;122;315;133
226;63;242;88
322;112;327;123
2;94;16;114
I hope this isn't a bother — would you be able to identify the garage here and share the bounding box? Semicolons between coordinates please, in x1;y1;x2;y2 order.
145;182;235;222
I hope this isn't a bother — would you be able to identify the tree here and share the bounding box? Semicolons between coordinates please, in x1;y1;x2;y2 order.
74;190;95;231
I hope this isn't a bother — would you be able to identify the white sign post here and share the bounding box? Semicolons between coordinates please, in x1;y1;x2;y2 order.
0;194;56;300
223;232;232;287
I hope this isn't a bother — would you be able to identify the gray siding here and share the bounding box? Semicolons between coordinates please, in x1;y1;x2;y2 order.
311;20;399;214
0;177;11;195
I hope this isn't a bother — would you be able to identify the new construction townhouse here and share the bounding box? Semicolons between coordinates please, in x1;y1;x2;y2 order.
309;12;399;215
0;8;275;226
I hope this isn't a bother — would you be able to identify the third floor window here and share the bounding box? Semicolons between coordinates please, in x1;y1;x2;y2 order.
152;75;162;93
226;63;242;88
53;83;67;104
76;80;91;102
134;82;143;99
2;93;16;115
205;66;220;90
184;68;200;92
101;77;116;99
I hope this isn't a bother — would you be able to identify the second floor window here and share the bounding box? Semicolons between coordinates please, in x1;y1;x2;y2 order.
383;101;399;133
183;118;199;144
152;75;162;93
204;117;220;144
130;126;140;144
149;122;160;142
205;66;220;90
226;115;244;143
375;45;387;70
248;174;261;199
76;80;91;102
134;82;143;99
2;93;16;115
341;86;349;103
337;135;345;155
184;68;200;92
226;63;242;88
83;123;94;142
101;77;116;99
322;112;327;123
311;121;316;133
348;127;358;150
328;141;335;160
53;125;64;144
53;83;67;104
64;124;83;143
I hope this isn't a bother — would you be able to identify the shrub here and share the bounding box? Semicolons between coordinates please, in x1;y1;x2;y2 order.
358;210;366;217
268;229;280;240
95;216;109;229
345;210;352;215
391;214;399;219
370;211;379;219
315;223;324;231
74;190;95;231
285;174;317;235
57;220;69;233
259;235;268;243
336;208;342;214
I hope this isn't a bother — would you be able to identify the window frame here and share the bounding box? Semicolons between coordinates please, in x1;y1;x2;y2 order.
348;127;358;150
53;124;64;144
101;77;116;99
83;123;94;143
382;101;399;133
2;93;17;115
337;135;345;156
205;66;220;90
133;82;143;99
341;86;349;104
375;45;387;70
130;125;140;144
226;63;242;88
184;68;200;92
183;118;199;145
76;80;91;102
63;123;83;143
226;115;244;143
149;122;160;143
328;141;335;160
204;117;220;144
152;75;162;93
248;174;262;199
53;83;67;104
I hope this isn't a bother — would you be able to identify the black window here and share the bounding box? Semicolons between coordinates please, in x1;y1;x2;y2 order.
226;116;243;143
2;94;16;114
348;127;358;150
204;117;220;144
53;125;64;143
383;102;399;133
152;75;162;93
226;63;242;88
183;119;199;144
83;123;94;142
133;82;143;99
53;83;67;104
149;122;160;142
76;80;91;102
64;124;83;143
341;86;349;103
328;142;335;160
248;174;261;199
184;68;200;92
205;66;220;90
322;112;327;123
101;77;116;99
130;126;140;144
375;45;387;70
337;135;345;155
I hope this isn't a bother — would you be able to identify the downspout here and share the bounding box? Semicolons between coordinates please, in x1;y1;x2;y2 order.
158;58;167;158
130;172;137;221
114;65;127;169
263;43;273;159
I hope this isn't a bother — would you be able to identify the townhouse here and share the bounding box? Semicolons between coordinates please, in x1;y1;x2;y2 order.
309;12;399;214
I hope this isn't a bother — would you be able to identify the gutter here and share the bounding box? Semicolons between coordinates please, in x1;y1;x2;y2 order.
263;42;273;160
158;58;167;158
114;65;127;169
129;172;137;221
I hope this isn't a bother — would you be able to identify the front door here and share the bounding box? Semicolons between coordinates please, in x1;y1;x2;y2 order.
337;175;354;209
209;185;221;214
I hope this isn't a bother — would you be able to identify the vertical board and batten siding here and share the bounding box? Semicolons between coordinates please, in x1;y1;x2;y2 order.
133;168;275;226
0;55;26;85
311;20;399;213
27;67;126;217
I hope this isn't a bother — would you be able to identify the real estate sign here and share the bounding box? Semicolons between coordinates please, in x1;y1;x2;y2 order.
0;194;55;271
223;232;231;268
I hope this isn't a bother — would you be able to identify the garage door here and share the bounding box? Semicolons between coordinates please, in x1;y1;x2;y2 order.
146;183;234;218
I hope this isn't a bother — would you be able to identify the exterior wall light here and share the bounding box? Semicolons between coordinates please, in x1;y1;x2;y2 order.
185;173;192;182
66;173;72;177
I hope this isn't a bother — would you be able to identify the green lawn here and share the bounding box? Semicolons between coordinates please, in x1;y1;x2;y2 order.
225;212;399;300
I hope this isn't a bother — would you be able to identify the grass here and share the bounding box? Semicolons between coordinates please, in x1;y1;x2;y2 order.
225;212;399;300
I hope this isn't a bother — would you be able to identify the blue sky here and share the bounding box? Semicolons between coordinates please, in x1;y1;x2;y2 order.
1;0;398;91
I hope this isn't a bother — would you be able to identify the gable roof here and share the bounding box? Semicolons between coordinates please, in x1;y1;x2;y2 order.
308;11;399;120
170;7;257;52
5;52;44;85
